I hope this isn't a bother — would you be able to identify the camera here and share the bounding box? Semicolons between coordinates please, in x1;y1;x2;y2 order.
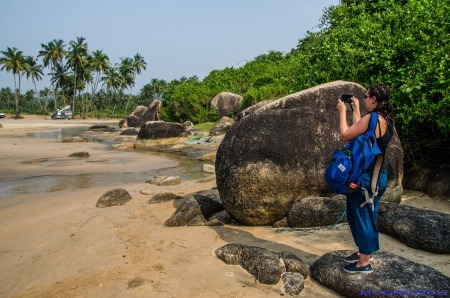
340;94;353;111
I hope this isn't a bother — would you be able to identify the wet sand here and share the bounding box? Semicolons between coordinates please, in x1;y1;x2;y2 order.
0;116;449;297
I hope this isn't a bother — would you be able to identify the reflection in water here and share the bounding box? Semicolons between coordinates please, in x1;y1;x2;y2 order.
3;126;212;199
24;126;103;143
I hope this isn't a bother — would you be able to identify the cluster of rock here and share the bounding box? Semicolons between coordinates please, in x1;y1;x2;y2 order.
119;100;162;128
215;243;308;297
311;250;450;298
215;81;404;226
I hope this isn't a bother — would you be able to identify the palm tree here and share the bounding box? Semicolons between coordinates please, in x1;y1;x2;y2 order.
66;36;89;116
0;47;27;118
38;39;66;112
101;66;121;117
24;56;44;113
87;50;110;116
124;53;147;113
117;57;134;116
51;63;71;107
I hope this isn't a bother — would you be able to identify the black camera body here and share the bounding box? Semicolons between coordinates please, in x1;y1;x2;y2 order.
340;94;353;111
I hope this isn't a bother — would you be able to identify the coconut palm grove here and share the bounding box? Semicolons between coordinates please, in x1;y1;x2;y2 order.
0;0;449;165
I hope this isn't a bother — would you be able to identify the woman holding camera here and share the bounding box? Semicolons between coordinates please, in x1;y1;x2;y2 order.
336;84;395;274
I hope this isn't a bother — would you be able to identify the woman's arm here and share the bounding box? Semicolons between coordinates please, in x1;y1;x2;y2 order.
351;96;361;124
337;100;370;141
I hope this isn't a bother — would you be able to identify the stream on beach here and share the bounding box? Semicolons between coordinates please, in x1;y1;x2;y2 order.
0;126;208;200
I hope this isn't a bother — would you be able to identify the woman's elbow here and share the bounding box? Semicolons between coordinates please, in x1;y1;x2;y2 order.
340;134;351;142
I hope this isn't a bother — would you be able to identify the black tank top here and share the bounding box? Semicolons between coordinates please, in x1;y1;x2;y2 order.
367;113;394;171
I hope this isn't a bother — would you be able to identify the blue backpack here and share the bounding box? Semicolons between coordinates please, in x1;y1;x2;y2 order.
324;112;382;195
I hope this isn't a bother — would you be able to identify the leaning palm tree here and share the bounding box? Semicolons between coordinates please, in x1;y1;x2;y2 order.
0;47;27;118
24;56;44;114
38;39;66;112
123;53;147;114
66;36;89;116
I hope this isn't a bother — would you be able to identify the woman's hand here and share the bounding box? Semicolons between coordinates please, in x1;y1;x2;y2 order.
337;99;347;113
351;96;360;112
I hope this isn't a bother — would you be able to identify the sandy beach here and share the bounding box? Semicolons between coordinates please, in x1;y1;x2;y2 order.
0;116;449;297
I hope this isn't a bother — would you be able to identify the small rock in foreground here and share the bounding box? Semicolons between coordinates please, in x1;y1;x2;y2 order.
68;151;90;158
96;188;132;208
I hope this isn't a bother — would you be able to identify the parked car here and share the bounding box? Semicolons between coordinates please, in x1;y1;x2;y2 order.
0;111;5;118
51;106;72;120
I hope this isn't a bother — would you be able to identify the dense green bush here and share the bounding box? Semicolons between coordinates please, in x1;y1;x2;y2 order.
153;0;449;164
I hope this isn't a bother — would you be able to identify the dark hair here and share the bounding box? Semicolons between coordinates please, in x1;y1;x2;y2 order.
368;84;394;118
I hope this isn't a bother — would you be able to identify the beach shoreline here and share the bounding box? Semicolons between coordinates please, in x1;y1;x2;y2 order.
0;118;449;297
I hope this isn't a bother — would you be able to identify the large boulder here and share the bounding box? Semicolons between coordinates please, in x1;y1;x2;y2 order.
311;250;450;298
287;197;347;228
378;201;450;253
119;100;162;128
210;92;243;116
209;116;234;136
237;100;275;120
164;194;224;226
402;163;450;197
135;121;185;147
215;81;404;226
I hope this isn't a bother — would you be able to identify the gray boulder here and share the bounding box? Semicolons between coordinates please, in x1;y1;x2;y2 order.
68;151;90;158
96;188;132;208
147;192;182;204
378;202;450;253
209;116;234;136
119;100;162;128
164;194;224;227
210;92;243;116
135;121;184;145
62;136;94;143
311;250;450;298
215;81;404;226
287;197;347;228
88;125;117;132
146;176;181;186
237;100;275;120
119;128;139;135
403;163;450;197
214;243;308;288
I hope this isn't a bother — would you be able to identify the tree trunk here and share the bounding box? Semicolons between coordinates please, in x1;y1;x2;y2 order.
72;64;77;118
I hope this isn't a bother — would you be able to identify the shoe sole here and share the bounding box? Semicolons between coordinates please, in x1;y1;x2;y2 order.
343;268;373;274
343;257;374;264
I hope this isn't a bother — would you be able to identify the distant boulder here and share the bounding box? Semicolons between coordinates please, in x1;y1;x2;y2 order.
62;136;93;143
119;100;162;128
68;151;90;158
210;92;243;116
137;121;184;139
119;128;139;135
96;188;132;208
88;125;117;132
146;175;181;186
215;81;404;226
210;116;234;136
147;192;182;204
402;164;450;197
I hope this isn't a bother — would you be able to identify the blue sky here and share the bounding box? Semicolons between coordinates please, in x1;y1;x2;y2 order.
1;0;339;93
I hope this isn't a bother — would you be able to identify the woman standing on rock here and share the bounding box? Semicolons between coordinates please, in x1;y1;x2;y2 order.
336;84;395;274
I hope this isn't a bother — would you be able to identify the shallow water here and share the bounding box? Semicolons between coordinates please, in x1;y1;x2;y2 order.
24;126;104;143
2;127;210;199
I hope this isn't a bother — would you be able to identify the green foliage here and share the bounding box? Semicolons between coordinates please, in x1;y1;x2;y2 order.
193;122;216;132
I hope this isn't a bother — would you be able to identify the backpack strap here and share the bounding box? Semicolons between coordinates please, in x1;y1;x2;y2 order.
360;112;384;211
